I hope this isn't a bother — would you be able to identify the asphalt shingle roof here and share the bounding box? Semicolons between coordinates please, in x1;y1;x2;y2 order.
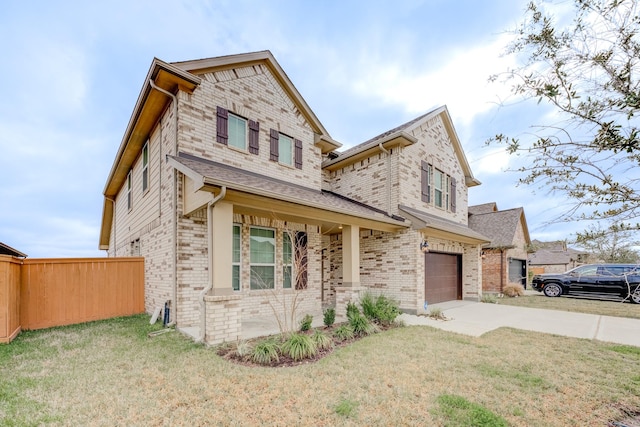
467;206;525;248
168;152;406;225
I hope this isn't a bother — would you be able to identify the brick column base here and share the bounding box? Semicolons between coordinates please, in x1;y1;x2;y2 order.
203;294;242;345
335;284;362;322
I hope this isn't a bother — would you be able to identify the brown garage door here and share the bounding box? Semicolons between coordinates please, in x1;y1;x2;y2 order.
425;252;461;304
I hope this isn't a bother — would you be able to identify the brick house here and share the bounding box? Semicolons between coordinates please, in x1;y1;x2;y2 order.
468;203;531;292
528;240;588;274
99;51;489;345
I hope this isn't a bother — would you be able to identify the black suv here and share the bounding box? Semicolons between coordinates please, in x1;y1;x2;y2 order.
532;264;640;303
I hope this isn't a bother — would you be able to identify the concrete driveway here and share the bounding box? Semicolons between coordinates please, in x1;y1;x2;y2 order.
399;300;640;347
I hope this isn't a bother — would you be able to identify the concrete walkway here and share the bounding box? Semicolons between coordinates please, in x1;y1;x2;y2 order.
400;300;640;347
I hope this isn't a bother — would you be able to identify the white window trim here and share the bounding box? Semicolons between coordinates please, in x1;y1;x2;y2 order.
249;226;276;290
278;133;293;166
232;224;241;291
228;113;248;151
282;231;294;289
142;142;149;194
127;170;133;211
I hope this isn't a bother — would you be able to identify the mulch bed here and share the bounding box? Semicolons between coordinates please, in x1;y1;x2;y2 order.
216;323;396;368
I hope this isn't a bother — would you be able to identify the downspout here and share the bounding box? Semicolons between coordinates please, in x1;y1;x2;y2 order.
149;79;178;326
500;249;505;292
378;143;392;215
199;187;227;342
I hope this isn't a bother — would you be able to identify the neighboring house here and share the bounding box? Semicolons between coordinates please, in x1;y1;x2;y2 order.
99;50;489;345
0;242;27;258
528;240;588;274
468;203;531;291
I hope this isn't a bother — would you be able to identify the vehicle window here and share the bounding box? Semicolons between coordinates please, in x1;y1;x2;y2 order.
573;265;598;276
598;267;619;276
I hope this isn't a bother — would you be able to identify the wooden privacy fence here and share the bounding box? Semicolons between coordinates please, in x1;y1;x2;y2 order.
1;256;144;343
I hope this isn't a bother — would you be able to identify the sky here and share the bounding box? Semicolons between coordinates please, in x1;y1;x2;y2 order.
0;0;585;257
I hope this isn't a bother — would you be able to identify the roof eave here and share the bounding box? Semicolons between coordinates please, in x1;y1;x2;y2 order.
322;131;417;171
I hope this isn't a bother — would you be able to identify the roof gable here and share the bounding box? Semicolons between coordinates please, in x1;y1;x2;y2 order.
468;206;531;248
323;106;481;187
172;51;341;154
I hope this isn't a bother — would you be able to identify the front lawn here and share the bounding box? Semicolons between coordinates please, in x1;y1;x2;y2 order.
1;315;639;426
496;293;640;319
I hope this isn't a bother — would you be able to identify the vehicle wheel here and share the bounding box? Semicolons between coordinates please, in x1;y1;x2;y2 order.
631;287;640;304
543;283;563;297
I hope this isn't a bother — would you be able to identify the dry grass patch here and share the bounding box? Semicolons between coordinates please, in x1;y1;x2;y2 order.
2;315;640;426
498;294;640;319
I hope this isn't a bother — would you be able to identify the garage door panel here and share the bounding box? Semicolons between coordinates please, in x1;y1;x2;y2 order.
425;252;461;304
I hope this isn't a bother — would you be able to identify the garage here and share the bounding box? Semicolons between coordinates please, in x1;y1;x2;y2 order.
425;252;461;304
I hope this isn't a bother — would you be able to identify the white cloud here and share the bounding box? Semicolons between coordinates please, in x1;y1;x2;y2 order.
347;33;516;127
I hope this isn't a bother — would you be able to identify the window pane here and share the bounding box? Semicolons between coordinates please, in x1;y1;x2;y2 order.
250;228;275;263
283;266;292;289
232;265;240;291
435;170;444;208
279;134;293;165
283;232;292;264
228;114;247;150
233;225;241;263
251;266;274;289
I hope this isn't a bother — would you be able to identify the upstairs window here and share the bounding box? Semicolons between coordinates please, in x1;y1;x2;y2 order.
127;170;133;211
228;113;247;150
421;161;456;213
279;133;293;166
216;106;260;154
270;129;303;169
434;169;445;208
142;142;149;193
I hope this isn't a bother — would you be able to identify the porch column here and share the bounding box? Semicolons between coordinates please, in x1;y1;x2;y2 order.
210;201;234;295
342;225;360;287
336;225;362;321
203;200;241;345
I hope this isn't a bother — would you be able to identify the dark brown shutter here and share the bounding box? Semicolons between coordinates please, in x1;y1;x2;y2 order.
450;177;457;213
295;232;308;290
421;161;429;203
294;139;303;169
216;107;228;145
269;129;279;161
248;120;260;155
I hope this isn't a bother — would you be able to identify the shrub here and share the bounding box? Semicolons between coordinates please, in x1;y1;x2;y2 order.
333;324;355;341
251;339;280;365
349;312;376;337
299;314;313;332
346;301;360;321
281;333;317;361
323;308;336;327
235;340;253;358
428;307;446;320
481;293;498;304
360;292;377;320
360;291;401;325
503;284;525;297
311;329;334;351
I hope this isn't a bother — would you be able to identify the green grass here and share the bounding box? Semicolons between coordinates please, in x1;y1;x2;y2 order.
2;314;640;425
432;394;508;426
497;293;640;319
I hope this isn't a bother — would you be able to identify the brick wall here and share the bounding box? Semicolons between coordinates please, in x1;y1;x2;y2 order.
109;105;177;318
178;64;324;191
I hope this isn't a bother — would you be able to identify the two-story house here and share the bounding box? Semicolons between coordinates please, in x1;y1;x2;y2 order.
99;51;489;345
